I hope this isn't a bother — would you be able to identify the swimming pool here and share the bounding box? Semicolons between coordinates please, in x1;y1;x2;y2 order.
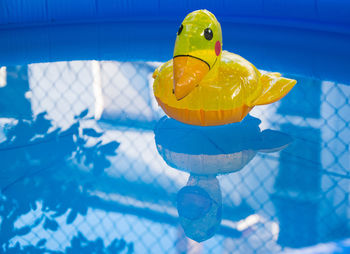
1;1;350;253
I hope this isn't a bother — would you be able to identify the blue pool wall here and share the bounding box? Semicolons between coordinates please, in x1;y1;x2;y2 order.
1;0;350;84
1;0;350;30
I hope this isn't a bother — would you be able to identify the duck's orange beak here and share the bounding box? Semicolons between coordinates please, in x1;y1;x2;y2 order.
173;56;209;100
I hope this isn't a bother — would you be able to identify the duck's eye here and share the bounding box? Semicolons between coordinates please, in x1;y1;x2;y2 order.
204;28;213;40
177;24;183;36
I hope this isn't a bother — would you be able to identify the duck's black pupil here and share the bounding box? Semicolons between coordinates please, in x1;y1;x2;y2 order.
204;28;213;40
177;24;183;35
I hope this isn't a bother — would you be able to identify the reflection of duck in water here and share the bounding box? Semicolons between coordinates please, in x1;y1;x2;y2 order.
177;174;222;242
154;115;292;242
154;115;292;175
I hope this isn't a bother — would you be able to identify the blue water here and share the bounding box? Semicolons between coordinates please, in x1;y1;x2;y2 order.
0;62;349;254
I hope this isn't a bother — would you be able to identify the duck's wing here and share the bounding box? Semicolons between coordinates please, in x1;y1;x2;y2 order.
219;52;262;107
252;72;297;106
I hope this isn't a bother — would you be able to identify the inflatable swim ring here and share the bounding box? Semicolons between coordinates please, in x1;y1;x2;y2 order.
153;10;297;126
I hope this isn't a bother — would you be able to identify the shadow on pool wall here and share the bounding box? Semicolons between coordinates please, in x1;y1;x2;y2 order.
0;66;32;120
0;110;128;253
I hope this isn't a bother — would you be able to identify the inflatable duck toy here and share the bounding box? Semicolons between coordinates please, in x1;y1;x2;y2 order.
153;10;297;126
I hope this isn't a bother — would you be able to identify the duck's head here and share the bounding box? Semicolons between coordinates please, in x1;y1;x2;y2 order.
173;10;223;100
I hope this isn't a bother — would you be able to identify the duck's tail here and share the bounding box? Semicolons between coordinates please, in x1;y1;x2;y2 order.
252;72;297;106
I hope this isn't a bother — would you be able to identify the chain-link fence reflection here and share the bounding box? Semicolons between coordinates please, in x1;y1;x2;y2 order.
0;60;349;253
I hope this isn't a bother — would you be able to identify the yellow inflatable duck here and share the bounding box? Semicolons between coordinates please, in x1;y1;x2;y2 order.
153;10;297;126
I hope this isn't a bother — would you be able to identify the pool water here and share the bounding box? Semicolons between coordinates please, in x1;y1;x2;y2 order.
0;61;349;253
